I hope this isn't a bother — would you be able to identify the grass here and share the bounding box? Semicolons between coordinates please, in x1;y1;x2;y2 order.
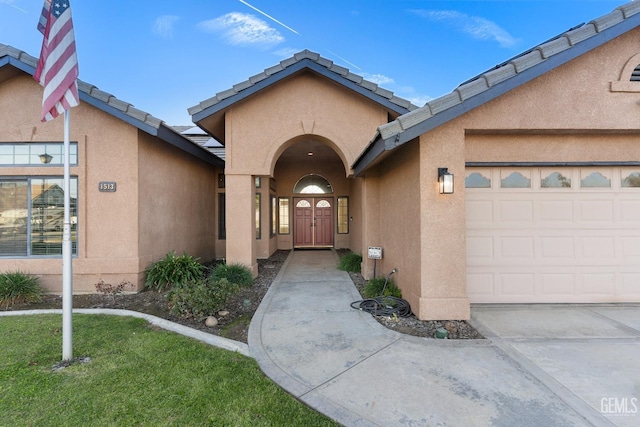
0;314;338;427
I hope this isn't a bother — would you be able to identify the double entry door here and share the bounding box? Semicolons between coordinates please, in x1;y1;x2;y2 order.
293;197;333;248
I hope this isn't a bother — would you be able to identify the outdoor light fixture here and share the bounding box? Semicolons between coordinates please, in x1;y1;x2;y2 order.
438;168;454;194
39;152;53;164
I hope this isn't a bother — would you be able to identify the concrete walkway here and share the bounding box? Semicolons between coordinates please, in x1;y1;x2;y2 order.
248;249;640;426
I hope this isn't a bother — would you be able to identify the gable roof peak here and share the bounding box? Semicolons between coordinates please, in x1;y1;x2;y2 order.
189;49;418;122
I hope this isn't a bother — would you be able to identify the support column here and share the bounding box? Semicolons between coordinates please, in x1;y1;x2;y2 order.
360;174;381;280
417;128;470;320
225;173;258;277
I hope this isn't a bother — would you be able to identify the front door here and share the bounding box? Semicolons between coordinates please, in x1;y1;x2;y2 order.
294;197;333;248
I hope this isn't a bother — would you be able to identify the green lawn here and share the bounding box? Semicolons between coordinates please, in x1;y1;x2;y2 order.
0;314;338;426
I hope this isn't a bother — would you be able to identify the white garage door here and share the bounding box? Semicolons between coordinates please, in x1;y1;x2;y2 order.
466;167;640;303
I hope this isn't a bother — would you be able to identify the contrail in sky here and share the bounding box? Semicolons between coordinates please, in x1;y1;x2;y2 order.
0;0;28;13
238;0;299;35
326;50;362;71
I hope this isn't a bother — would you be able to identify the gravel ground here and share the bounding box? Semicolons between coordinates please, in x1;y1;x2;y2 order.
3;249;482;342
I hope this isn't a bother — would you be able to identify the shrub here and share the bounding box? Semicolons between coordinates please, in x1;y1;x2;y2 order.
0;271;42;308
337;251;362;273
209;263;253;288
167;278;239;320
145;251;205;291
363;276;402;299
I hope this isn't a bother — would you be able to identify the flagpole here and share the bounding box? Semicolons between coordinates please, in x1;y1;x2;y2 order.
62;109;73;361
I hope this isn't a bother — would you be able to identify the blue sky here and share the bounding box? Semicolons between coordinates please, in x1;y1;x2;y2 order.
0;0;632;125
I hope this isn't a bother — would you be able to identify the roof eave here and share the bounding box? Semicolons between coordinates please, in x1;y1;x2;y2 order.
353;10;640;175
191;59;413;124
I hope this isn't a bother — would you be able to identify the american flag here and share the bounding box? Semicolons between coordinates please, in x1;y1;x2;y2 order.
34;0;79;122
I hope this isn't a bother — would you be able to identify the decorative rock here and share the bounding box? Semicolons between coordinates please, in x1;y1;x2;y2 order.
205;316;218;327
218;310;229;317
444;321;458;335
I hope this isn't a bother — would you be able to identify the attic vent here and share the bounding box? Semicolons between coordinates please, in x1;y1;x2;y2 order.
611;54;640;92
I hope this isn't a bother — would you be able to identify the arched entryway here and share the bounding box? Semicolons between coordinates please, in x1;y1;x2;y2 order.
273;137;352;251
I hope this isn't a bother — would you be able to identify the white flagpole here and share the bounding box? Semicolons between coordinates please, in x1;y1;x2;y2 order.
62;109;73;361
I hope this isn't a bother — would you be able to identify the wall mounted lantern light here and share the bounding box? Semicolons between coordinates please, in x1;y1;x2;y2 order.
438;168;454;194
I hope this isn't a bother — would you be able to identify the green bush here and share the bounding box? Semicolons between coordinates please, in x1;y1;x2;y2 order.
0;271;42;308
167;278;239;320
210;263;253;288
363;276;402;299
145;251;205;291
337;251;362;273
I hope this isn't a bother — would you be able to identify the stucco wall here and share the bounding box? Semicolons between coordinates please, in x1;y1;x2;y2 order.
0;74;219;293
137;131;219;272
0;74;140;292
225;71;388;176
368;142;422;312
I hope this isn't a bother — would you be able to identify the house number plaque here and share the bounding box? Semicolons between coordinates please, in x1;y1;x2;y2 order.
98;181;117;192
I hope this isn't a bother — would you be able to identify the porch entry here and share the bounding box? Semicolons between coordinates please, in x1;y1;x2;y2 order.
294;197;333;248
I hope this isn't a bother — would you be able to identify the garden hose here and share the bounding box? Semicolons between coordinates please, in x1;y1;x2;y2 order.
351;268;412;317
350;296;412;317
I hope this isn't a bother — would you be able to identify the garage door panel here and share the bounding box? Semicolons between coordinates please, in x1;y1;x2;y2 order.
500;236;534;258
466;167;640;303
620;200;640;221
466;236;494;260
622;237;640;257
580;236;615;259
539;200;574;222
499;200;533;222
578;200;614;222
541;236;575;258
621;274;640;296
541;273;576;295
500;274;535;296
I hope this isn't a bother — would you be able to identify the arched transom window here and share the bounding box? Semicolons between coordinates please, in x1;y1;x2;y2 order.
293;174;333;194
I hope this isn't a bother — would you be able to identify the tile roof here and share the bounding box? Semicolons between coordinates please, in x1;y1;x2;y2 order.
353;0;640;175
189;49;419;122
0;44;223;167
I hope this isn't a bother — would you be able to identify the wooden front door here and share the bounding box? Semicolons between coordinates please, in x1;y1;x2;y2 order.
294;197;333;248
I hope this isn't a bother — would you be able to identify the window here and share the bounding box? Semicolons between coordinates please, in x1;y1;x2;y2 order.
270;195;276;237
581;171;611;188
621;171;640;188
218;193;226;239
337;196;349;234
501;171;531;188
255;193;261;239
541;171;571;188
0;177;78;257
293;174;333;194
278;197;289;234
0;143;77;166
465;172;491;188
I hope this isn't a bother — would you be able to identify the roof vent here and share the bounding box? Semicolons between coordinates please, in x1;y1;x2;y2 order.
631;65;640;81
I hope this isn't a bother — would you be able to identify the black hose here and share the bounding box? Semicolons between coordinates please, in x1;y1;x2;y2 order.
350;296;412;318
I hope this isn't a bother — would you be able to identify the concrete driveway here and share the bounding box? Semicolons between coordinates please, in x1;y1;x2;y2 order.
470;304;640;427
249;249;639;426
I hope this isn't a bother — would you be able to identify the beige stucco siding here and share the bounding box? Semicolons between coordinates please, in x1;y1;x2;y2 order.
366;141;422;313
0;74;219;293
224;72;388;176
137;131;219;270
461;28;640;133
